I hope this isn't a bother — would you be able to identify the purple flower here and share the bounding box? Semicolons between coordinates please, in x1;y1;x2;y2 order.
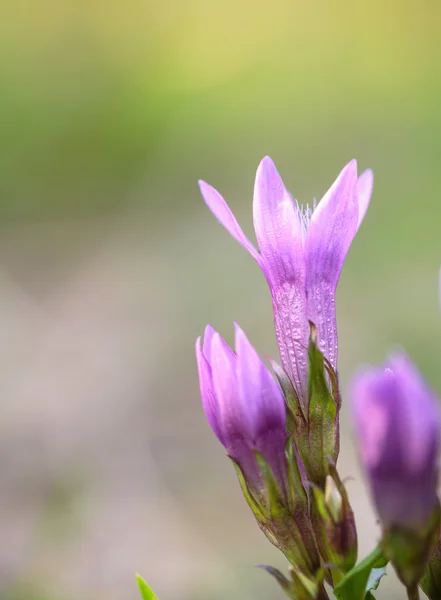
350;353;441;531
199;158;373;411
195;323;288;495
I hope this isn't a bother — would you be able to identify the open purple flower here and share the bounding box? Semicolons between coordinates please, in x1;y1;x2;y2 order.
195;323;288;496
199;158;373;411
350;353;441;531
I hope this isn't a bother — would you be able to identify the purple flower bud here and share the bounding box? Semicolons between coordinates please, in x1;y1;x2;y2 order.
195;323;288;495
350;353;441;531
199;158;373;412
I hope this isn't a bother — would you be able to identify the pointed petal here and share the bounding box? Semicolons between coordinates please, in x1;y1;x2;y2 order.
234;323;285;440
195;336;224;444
235;323;288;493
252;156;305;288
305;160;359;368
199;180;261;265
357;169;374;230
252;156;309;402
202;324;216;362
386;353;441;474
210;331;250;443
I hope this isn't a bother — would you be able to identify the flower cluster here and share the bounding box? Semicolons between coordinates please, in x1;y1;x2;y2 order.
195;158;441;600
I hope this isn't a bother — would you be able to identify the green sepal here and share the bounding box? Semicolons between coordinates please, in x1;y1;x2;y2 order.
136;574;159;600
334;546;388;600
254;451;321;576
382;503;441;590
420;536;441;600
306;322;339;486
285;435;308;514
230;457;265;519
254;451;285;520
257;565;294;598
311;463;357;578
271;359;307;425
258;564;326;600
229;456;279;548
323;355;342;411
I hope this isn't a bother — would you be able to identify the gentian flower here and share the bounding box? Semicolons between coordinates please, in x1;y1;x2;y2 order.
199;158;373;412
351;353;440;531
195;323;321;576
195;323;288;496
350;353;441;590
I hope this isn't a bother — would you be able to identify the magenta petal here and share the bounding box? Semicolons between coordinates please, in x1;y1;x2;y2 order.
350;354;441;530
234;323;285;439
385;354;441;474
199;180;262;265
202;324;216;362
195;336;224;444
252;156;309;404
357;169;374;230
235;323;288;492
305;160;359;368
252;156;305;288
210;331;252;442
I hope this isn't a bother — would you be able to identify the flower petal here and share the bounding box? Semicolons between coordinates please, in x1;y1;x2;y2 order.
252;156;309;402
252;156;305;288
350;355;441;530
195;336;224;444
199;180;261;265
234;323;285;440
386;353;441;474
235;323;288;494
210;331;251;443
305;160;359;368
202;324;216;362
357;169;374;230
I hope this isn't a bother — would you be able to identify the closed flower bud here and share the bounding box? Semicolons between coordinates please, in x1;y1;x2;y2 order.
196;323;320;575
196;323;288;498
350;353;441;590
312;464;357;581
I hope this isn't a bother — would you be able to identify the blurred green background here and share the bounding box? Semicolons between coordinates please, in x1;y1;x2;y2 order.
1;1;440;599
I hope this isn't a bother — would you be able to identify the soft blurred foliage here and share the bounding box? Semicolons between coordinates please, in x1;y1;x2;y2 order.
1;1;440;599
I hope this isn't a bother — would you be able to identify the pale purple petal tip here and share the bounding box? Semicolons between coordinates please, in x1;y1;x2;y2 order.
198;180;261;265
357;169;374;230
195;336;223;444
202;324;216;361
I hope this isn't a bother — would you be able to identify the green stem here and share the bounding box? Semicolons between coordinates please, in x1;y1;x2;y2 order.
406;585;420;600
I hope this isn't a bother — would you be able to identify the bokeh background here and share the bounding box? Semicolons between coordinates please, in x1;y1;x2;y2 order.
1;1;441;599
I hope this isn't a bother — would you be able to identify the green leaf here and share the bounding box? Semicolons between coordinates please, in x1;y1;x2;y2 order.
334;546;388;600
136;574;159;600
